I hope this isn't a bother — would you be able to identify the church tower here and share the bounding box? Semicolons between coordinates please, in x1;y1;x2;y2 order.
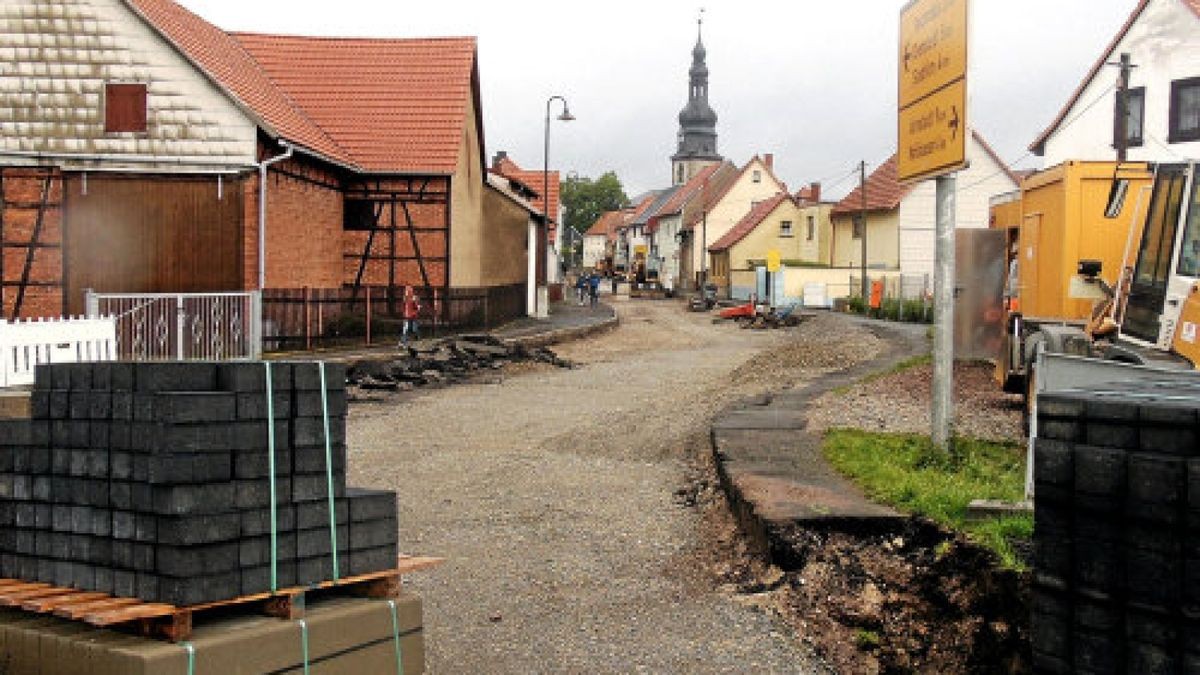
671;15;721;186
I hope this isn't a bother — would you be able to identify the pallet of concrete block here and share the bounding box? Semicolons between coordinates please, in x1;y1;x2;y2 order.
0;360;402;608
0;593;425;674
1030;380;1200;675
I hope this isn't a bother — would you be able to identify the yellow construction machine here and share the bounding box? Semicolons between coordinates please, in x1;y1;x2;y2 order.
995;160;1200;404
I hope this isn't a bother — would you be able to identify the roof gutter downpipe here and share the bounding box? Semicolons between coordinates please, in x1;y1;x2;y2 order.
257;141;294;290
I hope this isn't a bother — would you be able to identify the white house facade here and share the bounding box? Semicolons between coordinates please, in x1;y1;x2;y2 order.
898;132;1019;279
1032;0;1200;164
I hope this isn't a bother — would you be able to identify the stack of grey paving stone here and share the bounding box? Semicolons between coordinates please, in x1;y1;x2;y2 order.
1031;380;1200;674
0;361;398;607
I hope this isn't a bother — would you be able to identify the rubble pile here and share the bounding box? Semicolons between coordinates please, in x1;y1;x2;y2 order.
347;334;573;391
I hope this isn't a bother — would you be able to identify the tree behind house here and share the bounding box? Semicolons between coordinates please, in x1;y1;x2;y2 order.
562;171;629;236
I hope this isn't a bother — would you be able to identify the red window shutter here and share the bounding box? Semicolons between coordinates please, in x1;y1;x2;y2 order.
105;84;147;133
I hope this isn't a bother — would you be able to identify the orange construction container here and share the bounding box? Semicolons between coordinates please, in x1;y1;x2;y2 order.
1013;161;1153;322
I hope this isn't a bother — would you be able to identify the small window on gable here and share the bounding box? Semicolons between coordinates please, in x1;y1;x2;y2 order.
752;170;762;183
852;215;865;239
1169;77;1200;143
105;83;148;133
780;220;793;237
806;215;815;241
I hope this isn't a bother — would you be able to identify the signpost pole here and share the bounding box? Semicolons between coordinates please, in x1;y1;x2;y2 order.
899;0;968;451
932;175;956;448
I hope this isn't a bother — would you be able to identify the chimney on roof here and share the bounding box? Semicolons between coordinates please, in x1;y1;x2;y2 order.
809;182;821;203
763;153;774;170
491;150;508;170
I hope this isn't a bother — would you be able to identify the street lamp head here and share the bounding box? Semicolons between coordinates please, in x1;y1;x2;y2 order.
557;107;576;122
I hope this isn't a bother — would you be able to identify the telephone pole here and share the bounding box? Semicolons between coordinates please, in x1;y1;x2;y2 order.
1110;52;1135;162
859;160;868;302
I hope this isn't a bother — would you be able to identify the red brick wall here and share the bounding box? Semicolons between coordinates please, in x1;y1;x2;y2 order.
1;168;64;319
253;158;344;290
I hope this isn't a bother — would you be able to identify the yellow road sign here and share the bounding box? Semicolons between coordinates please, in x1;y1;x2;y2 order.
898;0;968;108
898;0;969;183
898;78;967;183
766;249;781;273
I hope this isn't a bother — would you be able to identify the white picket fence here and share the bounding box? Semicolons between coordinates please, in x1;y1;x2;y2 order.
0;317;117;388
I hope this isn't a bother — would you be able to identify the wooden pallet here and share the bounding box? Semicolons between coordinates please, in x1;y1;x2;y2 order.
0;555;443;642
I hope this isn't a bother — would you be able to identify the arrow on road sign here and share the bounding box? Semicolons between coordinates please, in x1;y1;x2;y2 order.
949;105;960;140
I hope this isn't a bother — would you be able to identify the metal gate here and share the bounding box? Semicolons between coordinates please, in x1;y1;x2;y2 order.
85;291;261;360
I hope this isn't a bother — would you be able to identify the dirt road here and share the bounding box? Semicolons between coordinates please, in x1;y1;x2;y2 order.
347;300;882;673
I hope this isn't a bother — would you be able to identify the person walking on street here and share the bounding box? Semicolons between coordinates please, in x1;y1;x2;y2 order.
588;271;600;308
575;273;587;306
400;286;421;347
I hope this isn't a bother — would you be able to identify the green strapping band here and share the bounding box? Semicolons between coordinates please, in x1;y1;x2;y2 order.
318;362;340;581
265;362;278;592
298;619;311;675
182;641;195;675
387;599;405;675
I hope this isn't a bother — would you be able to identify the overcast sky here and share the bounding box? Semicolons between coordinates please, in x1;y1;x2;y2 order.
178;0;1135;200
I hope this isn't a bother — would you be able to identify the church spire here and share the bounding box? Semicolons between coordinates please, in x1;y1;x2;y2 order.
671;10;721;185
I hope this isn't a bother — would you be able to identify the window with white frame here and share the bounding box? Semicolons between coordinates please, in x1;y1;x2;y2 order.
780;220;793;237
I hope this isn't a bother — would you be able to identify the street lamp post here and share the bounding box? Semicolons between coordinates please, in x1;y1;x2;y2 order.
536;95;574;318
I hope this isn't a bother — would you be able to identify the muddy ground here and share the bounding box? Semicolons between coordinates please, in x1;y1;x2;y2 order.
349;301;1030;673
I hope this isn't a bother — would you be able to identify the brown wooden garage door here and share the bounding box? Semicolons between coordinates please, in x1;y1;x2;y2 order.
63;173;244;314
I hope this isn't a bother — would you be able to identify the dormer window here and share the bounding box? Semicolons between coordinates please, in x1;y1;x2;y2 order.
105;83;148;133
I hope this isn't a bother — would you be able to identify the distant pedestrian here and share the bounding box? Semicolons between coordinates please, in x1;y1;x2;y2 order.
400;286;421;347
588;271;600;308
575;274;588;305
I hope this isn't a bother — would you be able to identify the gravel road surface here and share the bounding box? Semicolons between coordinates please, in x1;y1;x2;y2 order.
346;302;881;674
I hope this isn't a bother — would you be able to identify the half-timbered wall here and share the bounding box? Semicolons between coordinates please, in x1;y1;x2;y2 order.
0;168;64;318
342;176;449;312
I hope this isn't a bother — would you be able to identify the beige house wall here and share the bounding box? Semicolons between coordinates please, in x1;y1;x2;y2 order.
725;199;802;271
795;203;834;265
449;93;484;287
830;210;899;270
692;157;786;280
480;187;530;286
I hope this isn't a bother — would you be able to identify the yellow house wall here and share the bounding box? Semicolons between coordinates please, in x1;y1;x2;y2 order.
795;203;834;265
693;157;787;277
726;200;803;270
830;210;899;269
449;93;485;287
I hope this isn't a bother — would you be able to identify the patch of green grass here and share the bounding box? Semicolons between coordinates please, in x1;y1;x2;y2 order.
854;628;881;651
823;430;1032;569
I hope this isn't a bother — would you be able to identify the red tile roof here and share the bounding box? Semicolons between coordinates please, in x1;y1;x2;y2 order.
235;33;477;174
126;0;480;175
1030;0;1200;155
709;192;793;252
125;0;350;164
491;156;559;224
658;163;726;216
585;210;625;237
681;158;773;231
831;155;912;216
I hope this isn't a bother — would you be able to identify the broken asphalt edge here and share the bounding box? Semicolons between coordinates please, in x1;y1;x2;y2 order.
497;309;619;349
709;317;930;569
